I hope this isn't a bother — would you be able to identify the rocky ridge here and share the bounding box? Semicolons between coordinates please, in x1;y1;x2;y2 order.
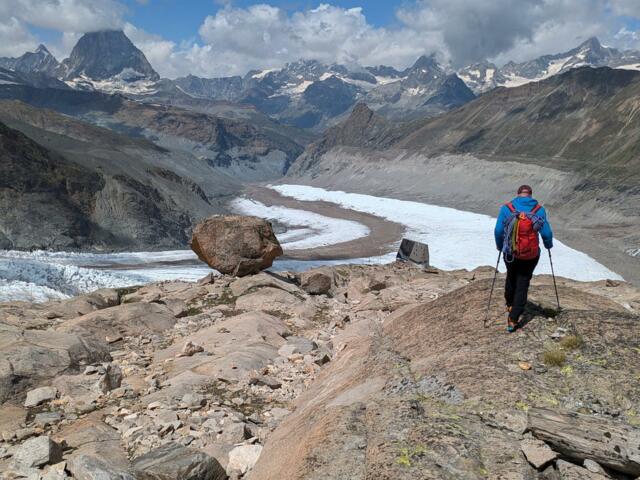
0;260;638;479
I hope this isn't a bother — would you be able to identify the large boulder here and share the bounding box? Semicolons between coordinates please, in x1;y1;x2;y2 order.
190;215;283;276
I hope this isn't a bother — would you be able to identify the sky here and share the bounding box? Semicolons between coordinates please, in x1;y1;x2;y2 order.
2;0;640;78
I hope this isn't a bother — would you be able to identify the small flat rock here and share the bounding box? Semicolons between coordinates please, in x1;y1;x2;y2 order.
24;386;57;407
520;438;558;469
227;444;263;475
13;435;63;468
518;361;532;370
34;411;63;427
132;442;226;480
583;459;608;474
557;459;610;479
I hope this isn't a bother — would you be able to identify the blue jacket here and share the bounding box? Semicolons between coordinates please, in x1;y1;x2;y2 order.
494;196;553;251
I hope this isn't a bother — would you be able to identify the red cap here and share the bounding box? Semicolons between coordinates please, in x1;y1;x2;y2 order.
517;185;532;195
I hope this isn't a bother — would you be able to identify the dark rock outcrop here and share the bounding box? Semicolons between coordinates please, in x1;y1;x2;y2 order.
60;30;159;81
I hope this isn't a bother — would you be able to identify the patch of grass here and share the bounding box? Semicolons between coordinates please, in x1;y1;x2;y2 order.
543;348;566;367
395;446;427;467
560;335;582;350
560;365;574;377
515;401;530;412
202;289;236;306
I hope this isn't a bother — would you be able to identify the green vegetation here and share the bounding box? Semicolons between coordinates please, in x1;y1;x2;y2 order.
543;348;566;367
395;446;427;467
560;334;582;350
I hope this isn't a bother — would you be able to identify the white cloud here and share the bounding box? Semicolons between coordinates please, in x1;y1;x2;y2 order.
0;17;38;57
183;3;445;76
609;0;640;17
2;0;126;33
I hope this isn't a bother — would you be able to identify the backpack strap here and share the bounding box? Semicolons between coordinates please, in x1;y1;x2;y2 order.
531;204;542;215
505;202;516;213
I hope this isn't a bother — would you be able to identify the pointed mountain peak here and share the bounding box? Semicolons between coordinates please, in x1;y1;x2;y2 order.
411;53;440;70
35;44;51;55
62;30;159;81
349;102;376;120
579;37;602;50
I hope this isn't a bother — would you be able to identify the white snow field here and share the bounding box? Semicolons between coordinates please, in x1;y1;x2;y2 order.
271;184;623;282
231;198;369;249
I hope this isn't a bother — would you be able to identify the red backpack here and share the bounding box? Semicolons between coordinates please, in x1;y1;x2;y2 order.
503;202;543;260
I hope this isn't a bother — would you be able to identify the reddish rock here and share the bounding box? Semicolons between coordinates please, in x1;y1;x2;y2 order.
190;215;283;276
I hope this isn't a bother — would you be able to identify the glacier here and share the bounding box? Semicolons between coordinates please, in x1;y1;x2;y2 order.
270;184;623;282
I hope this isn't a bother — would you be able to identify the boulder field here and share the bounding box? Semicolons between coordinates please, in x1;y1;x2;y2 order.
0;262;639;479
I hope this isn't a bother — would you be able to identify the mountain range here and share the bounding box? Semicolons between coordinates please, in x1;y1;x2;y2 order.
4;31;640;129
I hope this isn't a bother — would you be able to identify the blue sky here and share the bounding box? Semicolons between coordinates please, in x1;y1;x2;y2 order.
120;0;400;41
3;0;640;78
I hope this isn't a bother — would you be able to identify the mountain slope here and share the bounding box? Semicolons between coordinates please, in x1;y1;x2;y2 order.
397;66;640;180
0;100;242;250
0;83;305;180
0;121;108;249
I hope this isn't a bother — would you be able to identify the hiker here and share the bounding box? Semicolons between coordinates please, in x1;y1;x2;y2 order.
494;185;553;332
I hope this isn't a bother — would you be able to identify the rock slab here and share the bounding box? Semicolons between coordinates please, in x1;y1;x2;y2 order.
132;442;226;480
520;438;558;469
190;215;283;276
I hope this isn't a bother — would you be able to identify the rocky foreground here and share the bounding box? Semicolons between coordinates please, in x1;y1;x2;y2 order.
1;262;639;479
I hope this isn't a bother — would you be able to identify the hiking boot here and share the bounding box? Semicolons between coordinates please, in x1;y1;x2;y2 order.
507;316;518;333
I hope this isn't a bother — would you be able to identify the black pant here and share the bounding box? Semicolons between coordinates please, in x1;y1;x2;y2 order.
504;254;539;321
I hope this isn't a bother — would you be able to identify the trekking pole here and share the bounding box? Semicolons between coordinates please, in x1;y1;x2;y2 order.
547;248;561;311
484;251;502;328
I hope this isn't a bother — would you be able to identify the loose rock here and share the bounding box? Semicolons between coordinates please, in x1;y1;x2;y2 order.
24;386;57;407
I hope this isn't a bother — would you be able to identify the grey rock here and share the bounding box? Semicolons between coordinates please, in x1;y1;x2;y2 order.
67;454;136;480
13;435;62;468
34;411;63;427
132;442;226;480
0;323;111;403
227;444;263;475
41;461;68;480
584;459;608;474
557;459;610;479
278;336;317;357
181;393;206;408
24;386;57;407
